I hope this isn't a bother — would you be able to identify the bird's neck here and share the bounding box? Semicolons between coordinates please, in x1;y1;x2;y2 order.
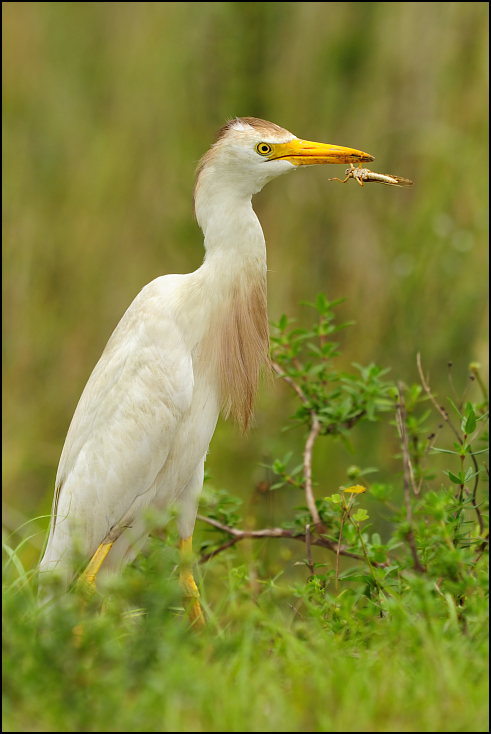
196;171;265;251
189;187;270;429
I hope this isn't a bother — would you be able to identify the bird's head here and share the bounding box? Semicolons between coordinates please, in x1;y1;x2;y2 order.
194;117;374;216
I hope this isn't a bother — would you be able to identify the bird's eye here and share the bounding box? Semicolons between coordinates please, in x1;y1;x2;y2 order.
255;142;273;157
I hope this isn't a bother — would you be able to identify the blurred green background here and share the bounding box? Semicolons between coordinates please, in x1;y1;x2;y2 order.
2;2;489;564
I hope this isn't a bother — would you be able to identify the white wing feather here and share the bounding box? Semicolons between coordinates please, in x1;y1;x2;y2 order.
41;275;195;583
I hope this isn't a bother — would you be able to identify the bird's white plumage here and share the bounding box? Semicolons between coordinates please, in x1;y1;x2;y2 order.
40;189;269;584
41;274;212;582
40;117;372;593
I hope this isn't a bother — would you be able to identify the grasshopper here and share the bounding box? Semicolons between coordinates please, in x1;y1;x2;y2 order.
329;162;413;187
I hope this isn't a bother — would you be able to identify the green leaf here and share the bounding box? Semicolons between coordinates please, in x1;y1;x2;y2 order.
326;493;342;504
290;464;304;476
353;509;369;522
338;569;372;582
315;293;328;313
278;314;288;330
464;468;480;482
447;398;464;421
358;467;379;477
270;482;285;490
465;409;477;435
447;471;463;485
327;297;346;309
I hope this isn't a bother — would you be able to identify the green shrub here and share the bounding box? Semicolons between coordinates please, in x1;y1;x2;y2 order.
3;297;488;732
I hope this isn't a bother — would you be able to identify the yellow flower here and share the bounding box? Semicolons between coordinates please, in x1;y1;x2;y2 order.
342;485;366;494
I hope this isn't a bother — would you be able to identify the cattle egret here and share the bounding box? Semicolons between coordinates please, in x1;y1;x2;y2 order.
39;117;374;627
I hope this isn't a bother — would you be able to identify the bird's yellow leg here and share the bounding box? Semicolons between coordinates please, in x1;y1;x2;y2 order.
179;536;205;629
75;520;127;601
75;540;114;601
72;541;114;642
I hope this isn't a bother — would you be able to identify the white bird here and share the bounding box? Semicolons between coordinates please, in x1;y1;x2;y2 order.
39;117;373;626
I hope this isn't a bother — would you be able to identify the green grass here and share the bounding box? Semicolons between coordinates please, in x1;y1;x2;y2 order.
3;2;489;531
3;539;489;733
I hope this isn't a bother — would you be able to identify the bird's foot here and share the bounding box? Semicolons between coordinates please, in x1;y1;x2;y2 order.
180;570;205;630
74;539;115;602
183;595;206;630
75;573;97;602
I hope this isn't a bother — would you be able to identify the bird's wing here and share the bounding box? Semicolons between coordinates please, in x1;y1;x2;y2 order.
49;275;194;552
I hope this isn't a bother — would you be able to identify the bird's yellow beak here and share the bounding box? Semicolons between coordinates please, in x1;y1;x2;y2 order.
269;138;374;166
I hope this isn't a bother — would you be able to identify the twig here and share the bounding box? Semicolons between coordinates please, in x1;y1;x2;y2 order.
335;500;351;596
395;407;418;495
196;514;242;536
474;540;489;566
458;376;473;413
304;416;322;528
305;524;314;575
281;474;305;490
417;354;484;537
470;364;489;403
199;537;241;561
417;353;462;444
287;603;305;621
196;514;388;567
397;382;425;574
272;359;322;529
467;459;484;538
345;501;385;595
473;484;486;544
415;427;442;495
271;361;309;405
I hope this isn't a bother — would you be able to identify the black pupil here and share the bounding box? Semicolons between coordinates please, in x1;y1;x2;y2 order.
261;145;268;153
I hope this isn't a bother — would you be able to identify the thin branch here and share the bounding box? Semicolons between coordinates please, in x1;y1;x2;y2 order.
417;353;462;444
470;364;489;403
196;514;242;536
345;500;385;595
271;359;322;529
458;376;473;413
196;514;388;567
287;603;305;621
271;360;309;405
415;427;442;496
199;537;241;562
395;407;418;495
474;540;490;566
397;382;425;574
417;354;484;537
282;474;305;490
471;461;485;539
335;503;350;596
305;524;314;575
304;416;322;527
